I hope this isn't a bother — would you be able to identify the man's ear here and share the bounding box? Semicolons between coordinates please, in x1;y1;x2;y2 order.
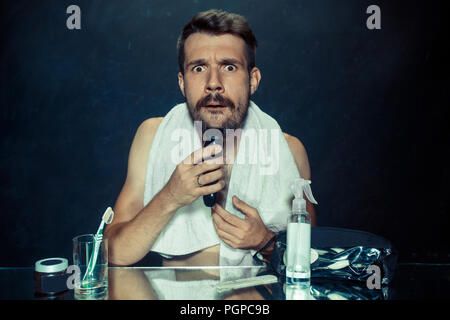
178;72;185;97
249;67;261;95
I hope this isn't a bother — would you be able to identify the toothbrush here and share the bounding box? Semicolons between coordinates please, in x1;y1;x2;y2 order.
82;207;114;285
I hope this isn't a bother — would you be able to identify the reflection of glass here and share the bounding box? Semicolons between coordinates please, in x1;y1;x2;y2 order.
285;284;311;300
72;234;108;300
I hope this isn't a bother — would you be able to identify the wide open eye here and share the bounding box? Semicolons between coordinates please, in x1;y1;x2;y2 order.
193;65;206;73
224;64;237;72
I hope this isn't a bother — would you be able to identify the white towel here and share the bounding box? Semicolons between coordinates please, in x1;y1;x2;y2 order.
143;101;301;266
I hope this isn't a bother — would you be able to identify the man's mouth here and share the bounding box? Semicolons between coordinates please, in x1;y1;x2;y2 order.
205;103;226;109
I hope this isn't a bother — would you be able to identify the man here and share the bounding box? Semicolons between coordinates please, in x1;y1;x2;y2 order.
105;9;315;266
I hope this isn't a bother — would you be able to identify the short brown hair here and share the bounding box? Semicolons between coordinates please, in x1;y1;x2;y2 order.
177;9;257;74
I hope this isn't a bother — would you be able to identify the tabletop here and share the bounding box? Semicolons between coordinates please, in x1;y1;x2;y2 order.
0;263;448;300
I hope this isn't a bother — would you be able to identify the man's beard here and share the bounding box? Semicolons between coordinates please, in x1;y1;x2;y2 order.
186;90;250;131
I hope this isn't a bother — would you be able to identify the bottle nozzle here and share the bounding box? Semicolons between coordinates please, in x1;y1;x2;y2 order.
302;180;318;205
291;178;318;208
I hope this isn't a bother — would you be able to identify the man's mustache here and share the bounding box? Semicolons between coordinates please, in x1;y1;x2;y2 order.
196;93;235;110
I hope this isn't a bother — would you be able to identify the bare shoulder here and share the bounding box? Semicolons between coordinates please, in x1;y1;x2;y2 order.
137;117;164;139
283;132;307;154
282;132;311;179
110;116;165;227
126;117;164;181
282;132;316;224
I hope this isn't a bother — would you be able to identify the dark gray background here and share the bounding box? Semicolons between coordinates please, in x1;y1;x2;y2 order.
1;0;448;266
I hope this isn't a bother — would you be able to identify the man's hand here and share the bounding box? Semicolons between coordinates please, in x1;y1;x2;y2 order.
211;195;274;251
164;144;226;210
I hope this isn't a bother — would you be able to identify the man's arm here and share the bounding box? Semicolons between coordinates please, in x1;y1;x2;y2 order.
283;133;316;226
104;117;178;266
105;117;226;266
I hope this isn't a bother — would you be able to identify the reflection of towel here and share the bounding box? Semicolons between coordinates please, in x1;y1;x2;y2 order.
143;101;301;265
144;267;262;299
144;269;220;300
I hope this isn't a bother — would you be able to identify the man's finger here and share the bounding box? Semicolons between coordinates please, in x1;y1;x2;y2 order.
212;213;239;248
215;228;236;248
232;196;259;218
197;179;225;195
183;144;222;165
200;144;223;164
191;159;225;177
213;203;243;227
212;209;241;236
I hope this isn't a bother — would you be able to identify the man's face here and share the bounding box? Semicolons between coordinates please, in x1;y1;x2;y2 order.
178;33;261;129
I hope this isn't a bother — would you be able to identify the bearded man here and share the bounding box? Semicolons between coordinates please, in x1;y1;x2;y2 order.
105;9;316;267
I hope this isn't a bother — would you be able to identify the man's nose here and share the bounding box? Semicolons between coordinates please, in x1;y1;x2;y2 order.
205;68;224;93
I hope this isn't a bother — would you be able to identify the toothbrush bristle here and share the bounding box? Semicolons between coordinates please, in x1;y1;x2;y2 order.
102;207;114;224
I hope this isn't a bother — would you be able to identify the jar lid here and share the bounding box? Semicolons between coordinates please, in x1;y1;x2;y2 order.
35;258;68;273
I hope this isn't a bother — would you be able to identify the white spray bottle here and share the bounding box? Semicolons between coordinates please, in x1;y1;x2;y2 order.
286;178;318;286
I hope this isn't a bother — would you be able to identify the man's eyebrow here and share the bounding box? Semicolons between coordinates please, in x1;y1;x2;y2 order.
185;59;207;68
185;58;244;69
218;58;244;66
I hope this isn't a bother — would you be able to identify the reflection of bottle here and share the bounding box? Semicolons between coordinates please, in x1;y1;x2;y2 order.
286;178;318;286
285;283;311;300
202;128;224;207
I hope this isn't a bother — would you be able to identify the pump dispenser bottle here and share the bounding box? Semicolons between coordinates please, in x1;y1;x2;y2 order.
286;178;318;286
